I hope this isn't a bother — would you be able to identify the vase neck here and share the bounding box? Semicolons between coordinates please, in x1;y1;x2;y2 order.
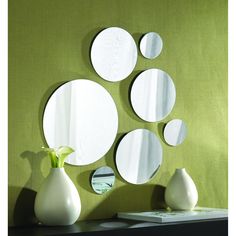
175;168;186;174
50;167;65;173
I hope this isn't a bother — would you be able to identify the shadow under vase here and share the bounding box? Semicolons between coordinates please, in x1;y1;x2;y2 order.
12;186;38;226
85;184;167;220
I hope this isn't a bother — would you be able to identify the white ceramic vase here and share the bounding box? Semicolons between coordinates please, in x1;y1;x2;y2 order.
34;168;81;225
164;168;198;210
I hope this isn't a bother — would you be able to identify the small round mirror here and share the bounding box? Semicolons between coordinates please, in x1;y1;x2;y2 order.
116;129;162;184
91;166;115;194
91;27;137;82
140;32;163;59
164;119;187;146
131;68;176;122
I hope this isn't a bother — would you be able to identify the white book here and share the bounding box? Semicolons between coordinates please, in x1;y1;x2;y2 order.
117;207;228;223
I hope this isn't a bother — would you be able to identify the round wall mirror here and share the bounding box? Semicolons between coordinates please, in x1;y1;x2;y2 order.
43;79;118;166
91;166;115;194
140;32;163;59
91;27;138;82
116;129;162;184
164;119;187;146
131;68;176;122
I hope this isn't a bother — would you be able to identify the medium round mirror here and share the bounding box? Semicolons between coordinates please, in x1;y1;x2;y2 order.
131;68;176;122
140;32;163;59
164;119;187;146
91;27;138;82
116;129;162;184
43;79;118;166
91;166;115;194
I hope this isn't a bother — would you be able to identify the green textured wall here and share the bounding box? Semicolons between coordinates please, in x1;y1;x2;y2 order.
8;0;228;226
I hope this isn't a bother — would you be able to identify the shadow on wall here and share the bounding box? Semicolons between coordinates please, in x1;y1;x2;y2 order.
11;151;47;225
85;184;167;220
119;70;143;123
11;186;38;226
132;32;143;57
157;122;167;144
77;170;95;194
81;27;104;71
106;132;127;182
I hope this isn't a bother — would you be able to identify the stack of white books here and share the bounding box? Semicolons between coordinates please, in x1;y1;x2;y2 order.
117;207;228;223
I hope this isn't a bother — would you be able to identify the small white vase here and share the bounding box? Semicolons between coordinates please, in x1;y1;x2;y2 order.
164;168;198;210
34;168;81;225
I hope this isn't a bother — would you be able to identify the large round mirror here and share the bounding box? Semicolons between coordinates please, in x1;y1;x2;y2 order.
131;69;176;122
164;119;187;146
91;27;138;82
91;166;115;194
116;129;162;184
43;79;118;166
140;32;163;59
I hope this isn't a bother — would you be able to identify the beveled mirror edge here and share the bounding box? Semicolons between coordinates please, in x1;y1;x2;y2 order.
90;26;138;82
130;68;176;123
163;119;187;146
91;166;116;194
115;128;163;185
140;32;163;59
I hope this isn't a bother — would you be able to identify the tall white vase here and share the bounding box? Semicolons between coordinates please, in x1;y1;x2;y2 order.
165;168;198;210
34;168;81;225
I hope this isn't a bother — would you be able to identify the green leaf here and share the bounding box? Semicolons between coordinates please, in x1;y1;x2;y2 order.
57;146;74;167
41;146;74;168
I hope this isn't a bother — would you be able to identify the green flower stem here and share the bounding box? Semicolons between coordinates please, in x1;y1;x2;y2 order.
42;146;74;168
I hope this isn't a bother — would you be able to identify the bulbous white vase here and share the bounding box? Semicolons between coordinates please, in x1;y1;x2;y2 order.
165;168;198;210
34;168;81;225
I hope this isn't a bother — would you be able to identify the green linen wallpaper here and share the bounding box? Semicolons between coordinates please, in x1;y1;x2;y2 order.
8;0;228;226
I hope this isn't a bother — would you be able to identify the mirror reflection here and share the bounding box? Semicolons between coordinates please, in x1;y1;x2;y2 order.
43;79;118;166
91;166;115;194
131;68;176;122
91;27;137;82
164;119;187;146
140;32;163;59
116;129;162;184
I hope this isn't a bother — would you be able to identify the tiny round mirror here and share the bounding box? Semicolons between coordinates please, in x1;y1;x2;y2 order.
116;129;162;184
140;32;163;59
43;79;118;166
164;119;187;146
131;68;176;122
91;27;138;82
91;166;115;194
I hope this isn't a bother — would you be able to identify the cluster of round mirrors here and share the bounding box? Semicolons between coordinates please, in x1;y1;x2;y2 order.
42;26;187;194
90;27;164;82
